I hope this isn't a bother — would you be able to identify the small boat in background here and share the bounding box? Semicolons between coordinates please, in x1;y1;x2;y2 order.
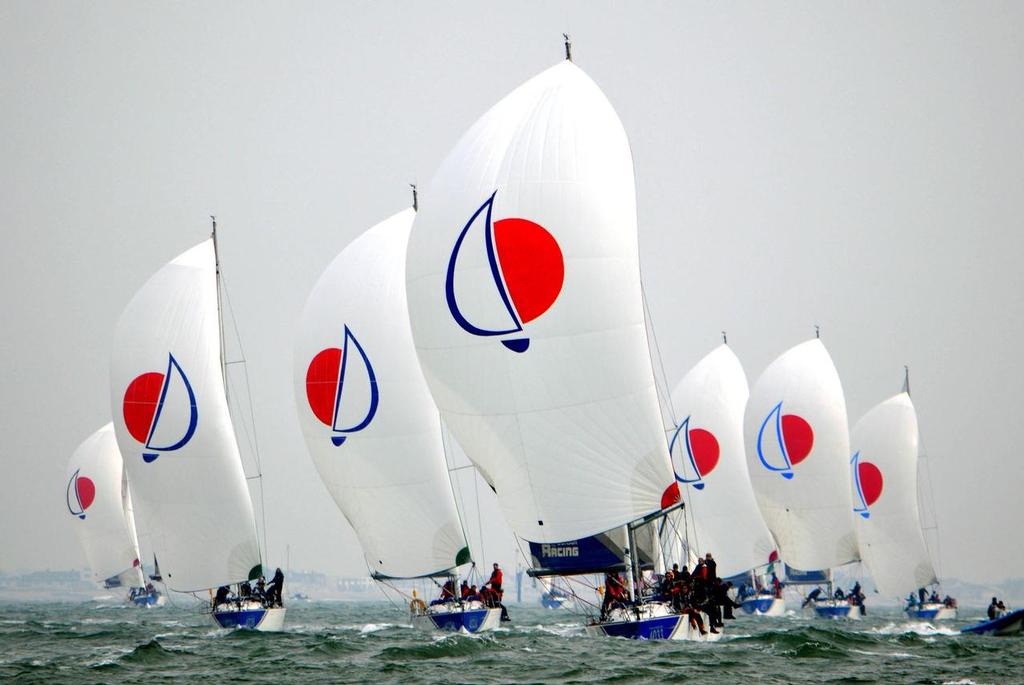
962;609;1024;636
540;583;570;609
66;423;155;607
745;337;865;620
669;342;783;618
851;368;957;620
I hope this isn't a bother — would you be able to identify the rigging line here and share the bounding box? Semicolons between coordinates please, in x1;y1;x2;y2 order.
218;268;270;565
639;280;701;559
919;445;944;582
474;465;486;566
640;280;678;424
440;419;474;562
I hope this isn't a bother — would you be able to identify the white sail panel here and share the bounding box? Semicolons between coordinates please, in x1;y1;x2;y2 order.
669;345;776;578
66;423;145;588
110;240;261;592
744;339;858;571
405;61;677;544
294;209;469;579
850;393;937;596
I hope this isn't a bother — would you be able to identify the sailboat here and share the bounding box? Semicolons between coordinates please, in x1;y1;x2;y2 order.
405;44;713;641
744;337;863;619
850;369;956;620
66;423;162;605
109;226;285;631
668;343;783;616
294;207;500;633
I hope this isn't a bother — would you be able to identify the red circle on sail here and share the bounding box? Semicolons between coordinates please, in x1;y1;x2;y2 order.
123;372;166;444
76;476;95;511
493;218;564;325
688;428;720;477
306;348;342;426
781;414;813;465
661;482;681;509
858;462;884;506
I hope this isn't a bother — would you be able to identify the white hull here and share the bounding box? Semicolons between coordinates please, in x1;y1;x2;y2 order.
741;596;786;616
212;602;287;632
410;601;502;634
812;599;862;619
906;603;957;621
584;603;722;642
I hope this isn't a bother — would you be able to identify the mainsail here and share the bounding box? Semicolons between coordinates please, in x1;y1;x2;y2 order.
294;209;470;579
405;60;678;554
744;339;858;571
110;240;262;592
669;344;776;579
66;423;146;589
849;391;937;596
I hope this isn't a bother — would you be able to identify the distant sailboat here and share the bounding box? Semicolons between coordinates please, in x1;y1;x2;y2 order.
406;48;712;641
110;227;284;631
669;344;783;616
745;338;863;619
850;368;956;620
294;208;500;633
66;423;158;604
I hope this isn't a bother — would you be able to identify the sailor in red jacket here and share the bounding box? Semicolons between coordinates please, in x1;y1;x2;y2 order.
483;563;511;622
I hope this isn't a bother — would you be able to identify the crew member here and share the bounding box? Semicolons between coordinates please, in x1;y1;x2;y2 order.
484;563;510;621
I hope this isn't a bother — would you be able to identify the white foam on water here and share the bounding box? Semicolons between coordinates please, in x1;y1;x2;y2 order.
867;621;959;637
943;680;990;685
359;622;396;634
851;649;919;659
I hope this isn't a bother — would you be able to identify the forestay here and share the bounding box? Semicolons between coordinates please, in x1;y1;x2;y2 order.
66;423;146;589
669;345;776;578
850;393;937;596
110;240;261;592
294;210;469;579
405;61;677;545
744;339;858;571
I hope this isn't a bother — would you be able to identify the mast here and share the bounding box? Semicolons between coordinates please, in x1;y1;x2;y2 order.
623;526;636;603
211;216;228;392
410;183;418;212
902;365;911;396
563;33;572;61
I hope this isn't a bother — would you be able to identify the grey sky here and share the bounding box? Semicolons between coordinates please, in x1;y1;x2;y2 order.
2;1;1021;584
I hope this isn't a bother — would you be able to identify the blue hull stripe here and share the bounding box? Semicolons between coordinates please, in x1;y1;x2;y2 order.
815;605;854;617
742;598;776;614
599;615;681;640
429;609;490;633
214;609;267;630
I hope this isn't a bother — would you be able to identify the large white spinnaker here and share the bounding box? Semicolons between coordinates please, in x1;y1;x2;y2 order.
294;209;470;579
405;60;678;552
66;423;146;589
849;392;937;597
744;339;857;571
110;240;262;592
669;344;776;579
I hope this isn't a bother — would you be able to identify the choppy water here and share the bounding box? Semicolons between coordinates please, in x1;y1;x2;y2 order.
0;600;1021;684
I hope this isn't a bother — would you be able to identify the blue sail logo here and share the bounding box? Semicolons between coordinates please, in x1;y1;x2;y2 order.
668;416;720;490
122;354;198;463
305;326;379;446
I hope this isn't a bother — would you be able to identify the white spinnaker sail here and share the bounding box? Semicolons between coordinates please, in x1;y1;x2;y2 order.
850;393;937;596
669;345;776;578
110;240;261;592
66;423;146;588
294;209;469;579
406;61;677;544
744;339;858;571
